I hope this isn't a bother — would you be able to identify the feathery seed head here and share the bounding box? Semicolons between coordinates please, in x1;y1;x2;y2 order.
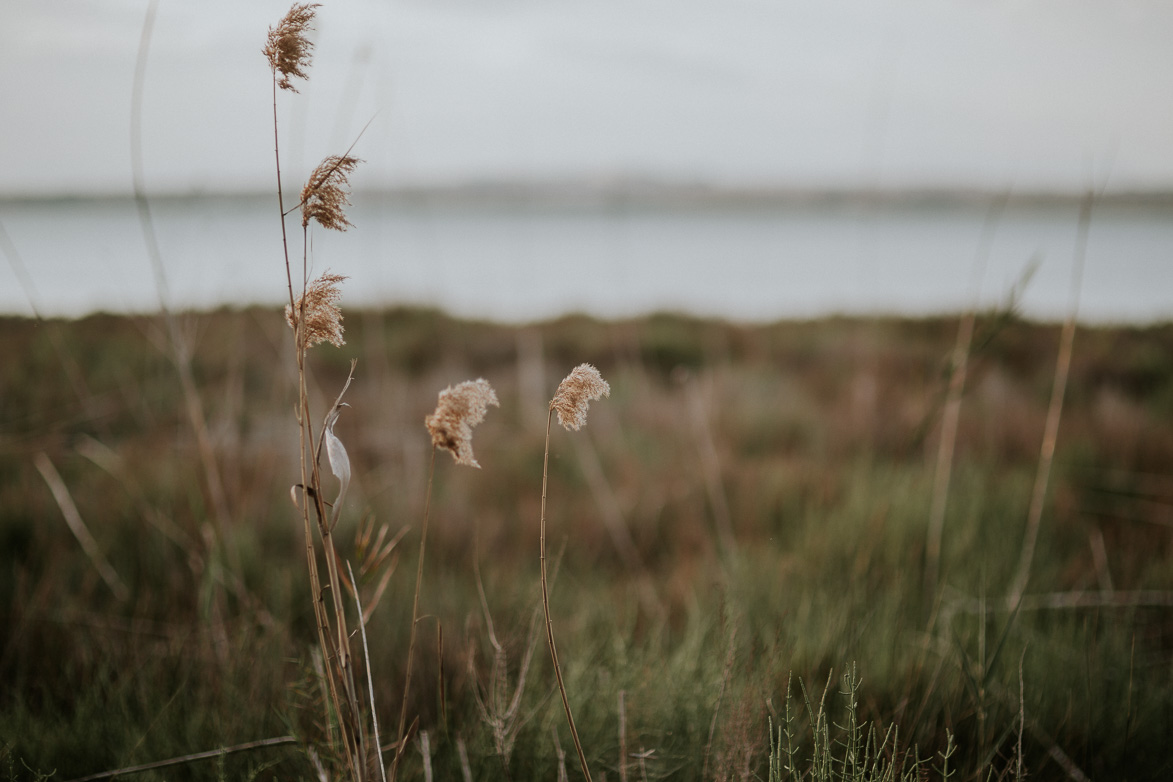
301;154;361;231
286;271;346;349
426;379;499;468
550;364;610;431
264;3;320;92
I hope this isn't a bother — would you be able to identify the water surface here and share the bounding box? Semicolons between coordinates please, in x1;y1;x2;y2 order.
1;193;1169;323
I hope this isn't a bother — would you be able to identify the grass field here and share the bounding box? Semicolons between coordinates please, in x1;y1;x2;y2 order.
2;307;1172;780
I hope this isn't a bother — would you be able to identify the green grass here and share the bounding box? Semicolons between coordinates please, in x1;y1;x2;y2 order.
2;309;1173;780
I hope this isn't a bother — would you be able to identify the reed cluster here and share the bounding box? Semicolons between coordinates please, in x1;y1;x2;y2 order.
265;6;620;779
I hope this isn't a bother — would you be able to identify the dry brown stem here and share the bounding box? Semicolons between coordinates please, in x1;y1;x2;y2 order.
541;369;607;780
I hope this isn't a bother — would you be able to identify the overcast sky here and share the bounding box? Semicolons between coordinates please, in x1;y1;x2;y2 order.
3;0;1173;197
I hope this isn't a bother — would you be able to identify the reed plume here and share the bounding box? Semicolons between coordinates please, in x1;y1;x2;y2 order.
551;363;611;431
285;271;347;349
264;3;319;92
302;155;361;231
425;379;500;468
392;379;499;781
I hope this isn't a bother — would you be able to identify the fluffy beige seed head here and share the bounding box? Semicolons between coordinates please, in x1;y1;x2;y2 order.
286;272;346;349
301;155;361;231
426;379;499;468
264;3;319;92
550;364;610;431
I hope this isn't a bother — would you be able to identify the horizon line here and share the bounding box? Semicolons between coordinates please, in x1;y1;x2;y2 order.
4;178;1173;208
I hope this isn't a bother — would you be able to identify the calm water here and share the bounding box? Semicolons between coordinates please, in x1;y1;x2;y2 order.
1;193;1170;323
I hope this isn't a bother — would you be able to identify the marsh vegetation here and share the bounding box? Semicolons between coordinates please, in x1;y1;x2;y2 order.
2;308;1172;780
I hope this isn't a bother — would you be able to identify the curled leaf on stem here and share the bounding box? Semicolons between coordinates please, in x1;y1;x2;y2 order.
317;360;358;529
324;403;351;528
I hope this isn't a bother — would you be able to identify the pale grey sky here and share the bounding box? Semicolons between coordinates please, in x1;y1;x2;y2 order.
3;0;1173;197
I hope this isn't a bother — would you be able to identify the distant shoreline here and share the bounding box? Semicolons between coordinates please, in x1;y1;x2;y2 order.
4;181;1173;210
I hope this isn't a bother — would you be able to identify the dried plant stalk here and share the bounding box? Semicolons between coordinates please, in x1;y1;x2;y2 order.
540;364;611;782
264;3;319;92
394;380;499;780
267;5;367;778
302;155;361;231
1006;192;1092;609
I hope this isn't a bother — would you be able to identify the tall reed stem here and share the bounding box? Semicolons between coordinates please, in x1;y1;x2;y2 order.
391;447;437;782
540;408;592;782
924;193;1005;604
273;70;362;782
1006;192;1092;608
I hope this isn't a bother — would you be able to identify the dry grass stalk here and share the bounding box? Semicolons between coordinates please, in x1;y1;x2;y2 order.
682;373;736;559
132;1;233;546
266;6;368;778
551;363;610;431
923;310;974;596
618;691;629;782
394;382;498;780
302;155;361;231
1006;191;1092;609
456;738;473;782
264;3;320;92
426;379;500;468
65;736;298;782
924;192;1005;602
540;364;611;782
286;271;347;349
348;561;388;782
701;629;739;781
469;548;543;774
34;452;129;602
